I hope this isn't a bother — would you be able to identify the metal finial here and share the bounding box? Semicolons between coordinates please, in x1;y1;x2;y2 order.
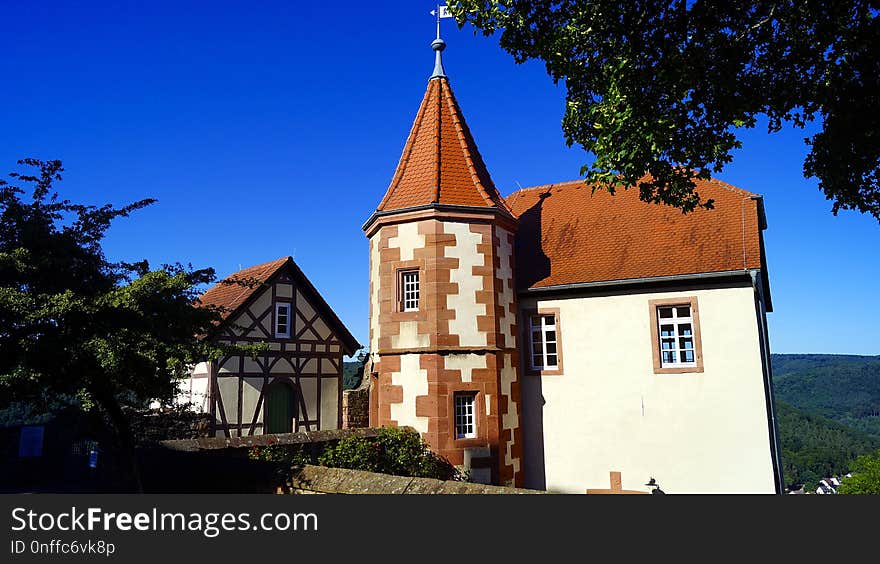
430;37;446;79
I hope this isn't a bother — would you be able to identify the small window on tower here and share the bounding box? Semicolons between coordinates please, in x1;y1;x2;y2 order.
275;303;291;338
454;392;477;439
399;270;420;312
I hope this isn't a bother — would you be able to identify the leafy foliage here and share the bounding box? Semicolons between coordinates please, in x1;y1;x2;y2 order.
837;449;880;494
343;362;364;390
449;1;880;221
0;159;245;488
248;444;316;467
342;350;367;390
318;427;464;480
249;428;465;481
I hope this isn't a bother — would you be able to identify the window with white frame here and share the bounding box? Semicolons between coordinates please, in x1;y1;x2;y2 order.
657;304;697;367
275;303;291;338
400;270;420;312
529;314;558;370
454;392;477;439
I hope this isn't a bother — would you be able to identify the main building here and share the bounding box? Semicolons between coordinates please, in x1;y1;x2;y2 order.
361;36;783;494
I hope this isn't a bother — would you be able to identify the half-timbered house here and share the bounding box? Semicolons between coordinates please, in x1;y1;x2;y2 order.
178;257;360;437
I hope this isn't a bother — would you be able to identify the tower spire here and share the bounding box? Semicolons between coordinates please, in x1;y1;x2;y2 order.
430;4;448;79
430;37;446;79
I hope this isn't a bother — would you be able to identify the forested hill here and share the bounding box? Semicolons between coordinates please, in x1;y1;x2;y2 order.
775;400;880;489
770;354;880;490
771;354;880;438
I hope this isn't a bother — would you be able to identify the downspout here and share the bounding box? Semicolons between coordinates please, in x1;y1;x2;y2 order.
751;270;785;493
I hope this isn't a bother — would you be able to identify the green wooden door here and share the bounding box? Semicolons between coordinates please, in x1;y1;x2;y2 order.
265;382;295;434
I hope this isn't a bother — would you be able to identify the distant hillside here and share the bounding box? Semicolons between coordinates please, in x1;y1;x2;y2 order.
775;400;880;489
343;361;364;390
771;354;880;438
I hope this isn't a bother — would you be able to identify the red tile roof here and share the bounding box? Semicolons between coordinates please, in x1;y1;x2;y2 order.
377;77;511;213
197;257;361;354
506;178;766;291
198;257;288;319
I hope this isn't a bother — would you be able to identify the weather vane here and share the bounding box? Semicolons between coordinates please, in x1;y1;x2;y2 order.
430;4;454;40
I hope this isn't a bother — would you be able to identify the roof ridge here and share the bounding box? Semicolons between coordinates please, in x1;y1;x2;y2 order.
703;176;761;198
379;84;434;211
442;80;513;214
504;176;762;201
443;80;494;207
200;256;288;316
433;78;443;204
504;180;584;210
507;179;585;196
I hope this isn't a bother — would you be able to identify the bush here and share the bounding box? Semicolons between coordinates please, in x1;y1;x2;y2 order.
838;450;880;494
247;445;315;466
247;428;465;481
318;427;464;481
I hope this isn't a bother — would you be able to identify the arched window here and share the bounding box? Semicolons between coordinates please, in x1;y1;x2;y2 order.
264;381;296;434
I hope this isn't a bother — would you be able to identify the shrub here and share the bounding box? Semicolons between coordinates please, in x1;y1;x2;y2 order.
248;428;465;482
318;428;464;481
247;445;315;466
838;450;880;494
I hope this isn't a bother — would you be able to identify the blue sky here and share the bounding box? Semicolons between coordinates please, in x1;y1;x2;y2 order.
1;1;877;355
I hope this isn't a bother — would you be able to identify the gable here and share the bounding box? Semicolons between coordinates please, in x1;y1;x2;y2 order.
198;257;360;355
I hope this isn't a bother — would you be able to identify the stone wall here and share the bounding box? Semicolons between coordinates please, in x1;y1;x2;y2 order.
153;427;544;494
130;407;211;445
158;426;383;452
142;428;385;493
279;464;547;495
342;387;370;429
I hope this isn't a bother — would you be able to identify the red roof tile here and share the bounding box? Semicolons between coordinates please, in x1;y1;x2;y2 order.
506;178;766;291
197;257;289;319
197;256;361;354
377;77;511;213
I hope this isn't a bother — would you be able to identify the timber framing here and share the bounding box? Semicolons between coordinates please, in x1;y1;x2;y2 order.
198;257;361;438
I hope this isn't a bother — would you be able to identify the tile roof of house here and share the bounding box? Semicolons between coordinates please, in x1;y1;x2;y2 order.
198;257;289;319
376;75;512;214
197;256;361;355
506;178;767;292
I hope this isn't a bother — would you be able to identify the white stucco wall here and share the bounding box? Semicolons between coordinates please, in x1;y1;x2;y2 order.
520;285;776;494
443;353;486;383
217;378;239;425
176;362;210;412
391;320;430;349
390;354;429;433
444;222;488;347
276;283;293;299
300;377;318;421
388;222;425;262
499;352;521;484
495;227;516;347
246;291;272;338
320;378;339;431
240;378;263;430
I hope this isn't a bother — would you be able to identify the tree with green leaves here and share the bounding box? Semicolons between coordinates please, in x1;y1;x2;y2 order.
449;1;879;220
0;159;241;490
838;449;880;494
